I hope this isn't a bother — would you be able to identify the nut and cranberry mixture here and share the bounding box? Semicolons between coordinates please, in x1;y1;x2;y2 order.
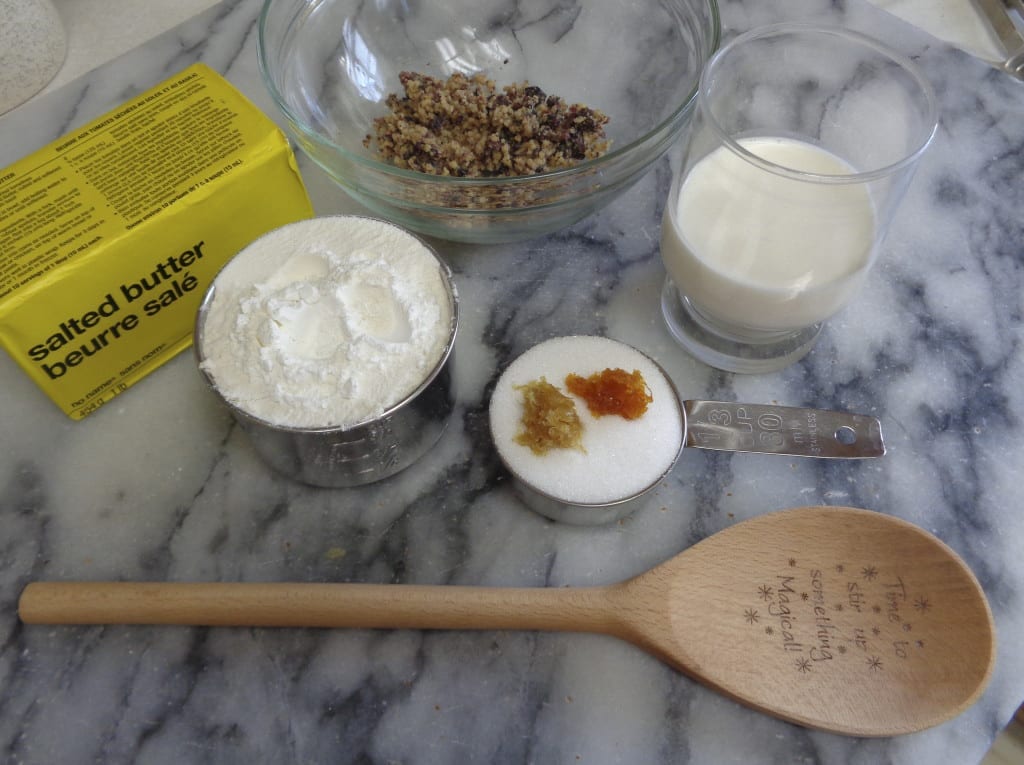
364;71;611;177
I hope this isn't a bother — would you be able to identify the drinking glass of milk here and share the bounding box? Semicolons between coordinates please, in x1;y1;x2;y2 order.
660;23;938;373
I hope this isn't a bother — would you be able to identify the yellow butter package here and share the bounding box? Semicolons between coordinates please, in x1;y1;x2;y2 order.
0;63;313;419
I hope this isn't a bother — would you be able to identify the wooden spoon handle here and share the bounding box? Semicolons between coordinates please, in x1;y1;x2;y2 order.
19;581;622;634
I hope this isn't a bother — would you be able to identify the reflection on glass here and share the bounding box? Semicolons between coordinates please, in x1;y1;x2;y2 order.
342;19;382;100
433;30;512;75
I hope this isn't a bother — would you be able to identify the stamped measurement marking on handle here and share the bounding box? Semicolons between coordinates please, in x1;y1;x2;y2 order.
683;401;885;458
744;555;932;676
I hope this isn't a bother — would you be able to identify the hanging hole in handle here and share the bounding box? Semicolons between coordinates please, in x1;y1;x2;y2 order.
834;425;857;446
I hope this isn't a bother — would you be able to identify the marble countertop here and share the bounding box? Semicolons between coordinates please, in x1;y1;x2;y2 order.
2;0;1024;763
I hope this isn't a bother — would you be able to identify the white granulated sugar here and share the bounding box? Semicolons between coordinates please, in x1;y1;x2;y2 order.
489;336;684;504
199;217;452;428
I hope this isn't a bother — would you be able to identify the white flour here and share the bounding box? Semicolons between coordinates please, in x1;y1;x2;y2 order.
199;217;453;428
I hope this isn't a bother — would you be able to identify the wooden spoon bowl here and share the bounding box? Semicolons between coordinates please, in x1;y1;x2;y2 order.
612;506;996;735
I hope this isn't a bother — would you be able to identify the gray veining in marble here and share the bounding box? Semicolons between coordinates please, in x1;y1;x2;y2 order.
1;0;1023;763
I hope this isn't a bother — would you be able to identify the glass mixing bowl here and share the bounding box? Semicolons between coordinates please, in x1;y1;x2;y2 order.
258;0;720;244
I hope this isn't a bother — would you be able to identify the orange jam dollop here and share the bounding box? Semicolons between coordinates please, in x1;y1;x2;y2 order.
514;377;584;455
565;367;652;420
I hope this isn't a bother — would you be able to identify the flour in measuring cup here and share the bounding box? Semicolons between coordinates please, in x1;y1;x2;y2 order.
198;217;453;428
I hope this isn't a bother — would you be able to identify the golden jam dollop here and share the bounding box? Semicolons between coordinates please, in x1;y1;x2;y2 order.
565;367;652;420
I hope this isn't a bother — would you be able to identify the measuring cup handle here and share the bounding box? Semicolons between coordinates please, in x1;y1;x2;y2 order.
682;400;885;458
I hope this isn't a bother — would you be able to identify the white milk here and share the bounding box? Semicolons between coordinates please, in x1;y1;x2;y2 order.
661;136;877;332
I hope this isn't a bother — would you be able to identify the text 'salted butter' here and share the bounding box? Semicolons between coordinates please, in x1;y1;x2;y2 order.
0;63;314;419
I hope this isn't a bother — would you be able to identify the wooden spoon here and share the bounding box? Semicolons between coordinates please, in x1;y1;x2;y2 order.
18;506;995;737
